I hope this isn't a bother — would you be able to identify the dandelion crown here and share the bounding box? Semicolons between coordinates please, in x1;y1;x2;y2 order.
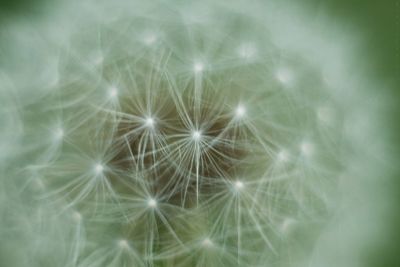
0;0;381;266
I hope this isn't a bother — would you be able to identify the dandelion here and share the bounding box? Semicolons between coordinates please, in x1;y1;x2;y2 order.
0;0;390;266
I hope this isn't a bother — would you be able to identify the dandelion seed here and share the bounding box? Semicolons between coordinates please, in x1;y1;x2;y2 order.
34;178;45;190
235;105;246;118
300;142;313;157
202;238;213;247
194;62;204;73
276;68;292;84
317;106;333;124
144;117;155;127
235;180;244;190
90;50;103;65
277;150;289;162
94;163;104;174
118;239;129;249
238;43;257;59
72;211;82;223
96;56;104;65
192;130;202;141
143;34;157;45
147;198;157;208
54;128;64;140
109;87;118;98
280;218;295;233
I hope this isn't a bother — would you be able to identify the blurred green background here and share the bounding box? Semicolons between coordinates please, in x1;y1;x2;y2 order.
1;0;398;266
303;1;400;266
298;2;400;265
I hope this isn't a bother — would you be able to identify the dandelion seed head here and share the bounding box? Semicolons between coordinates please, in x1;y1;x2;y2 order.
2;1;385;266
